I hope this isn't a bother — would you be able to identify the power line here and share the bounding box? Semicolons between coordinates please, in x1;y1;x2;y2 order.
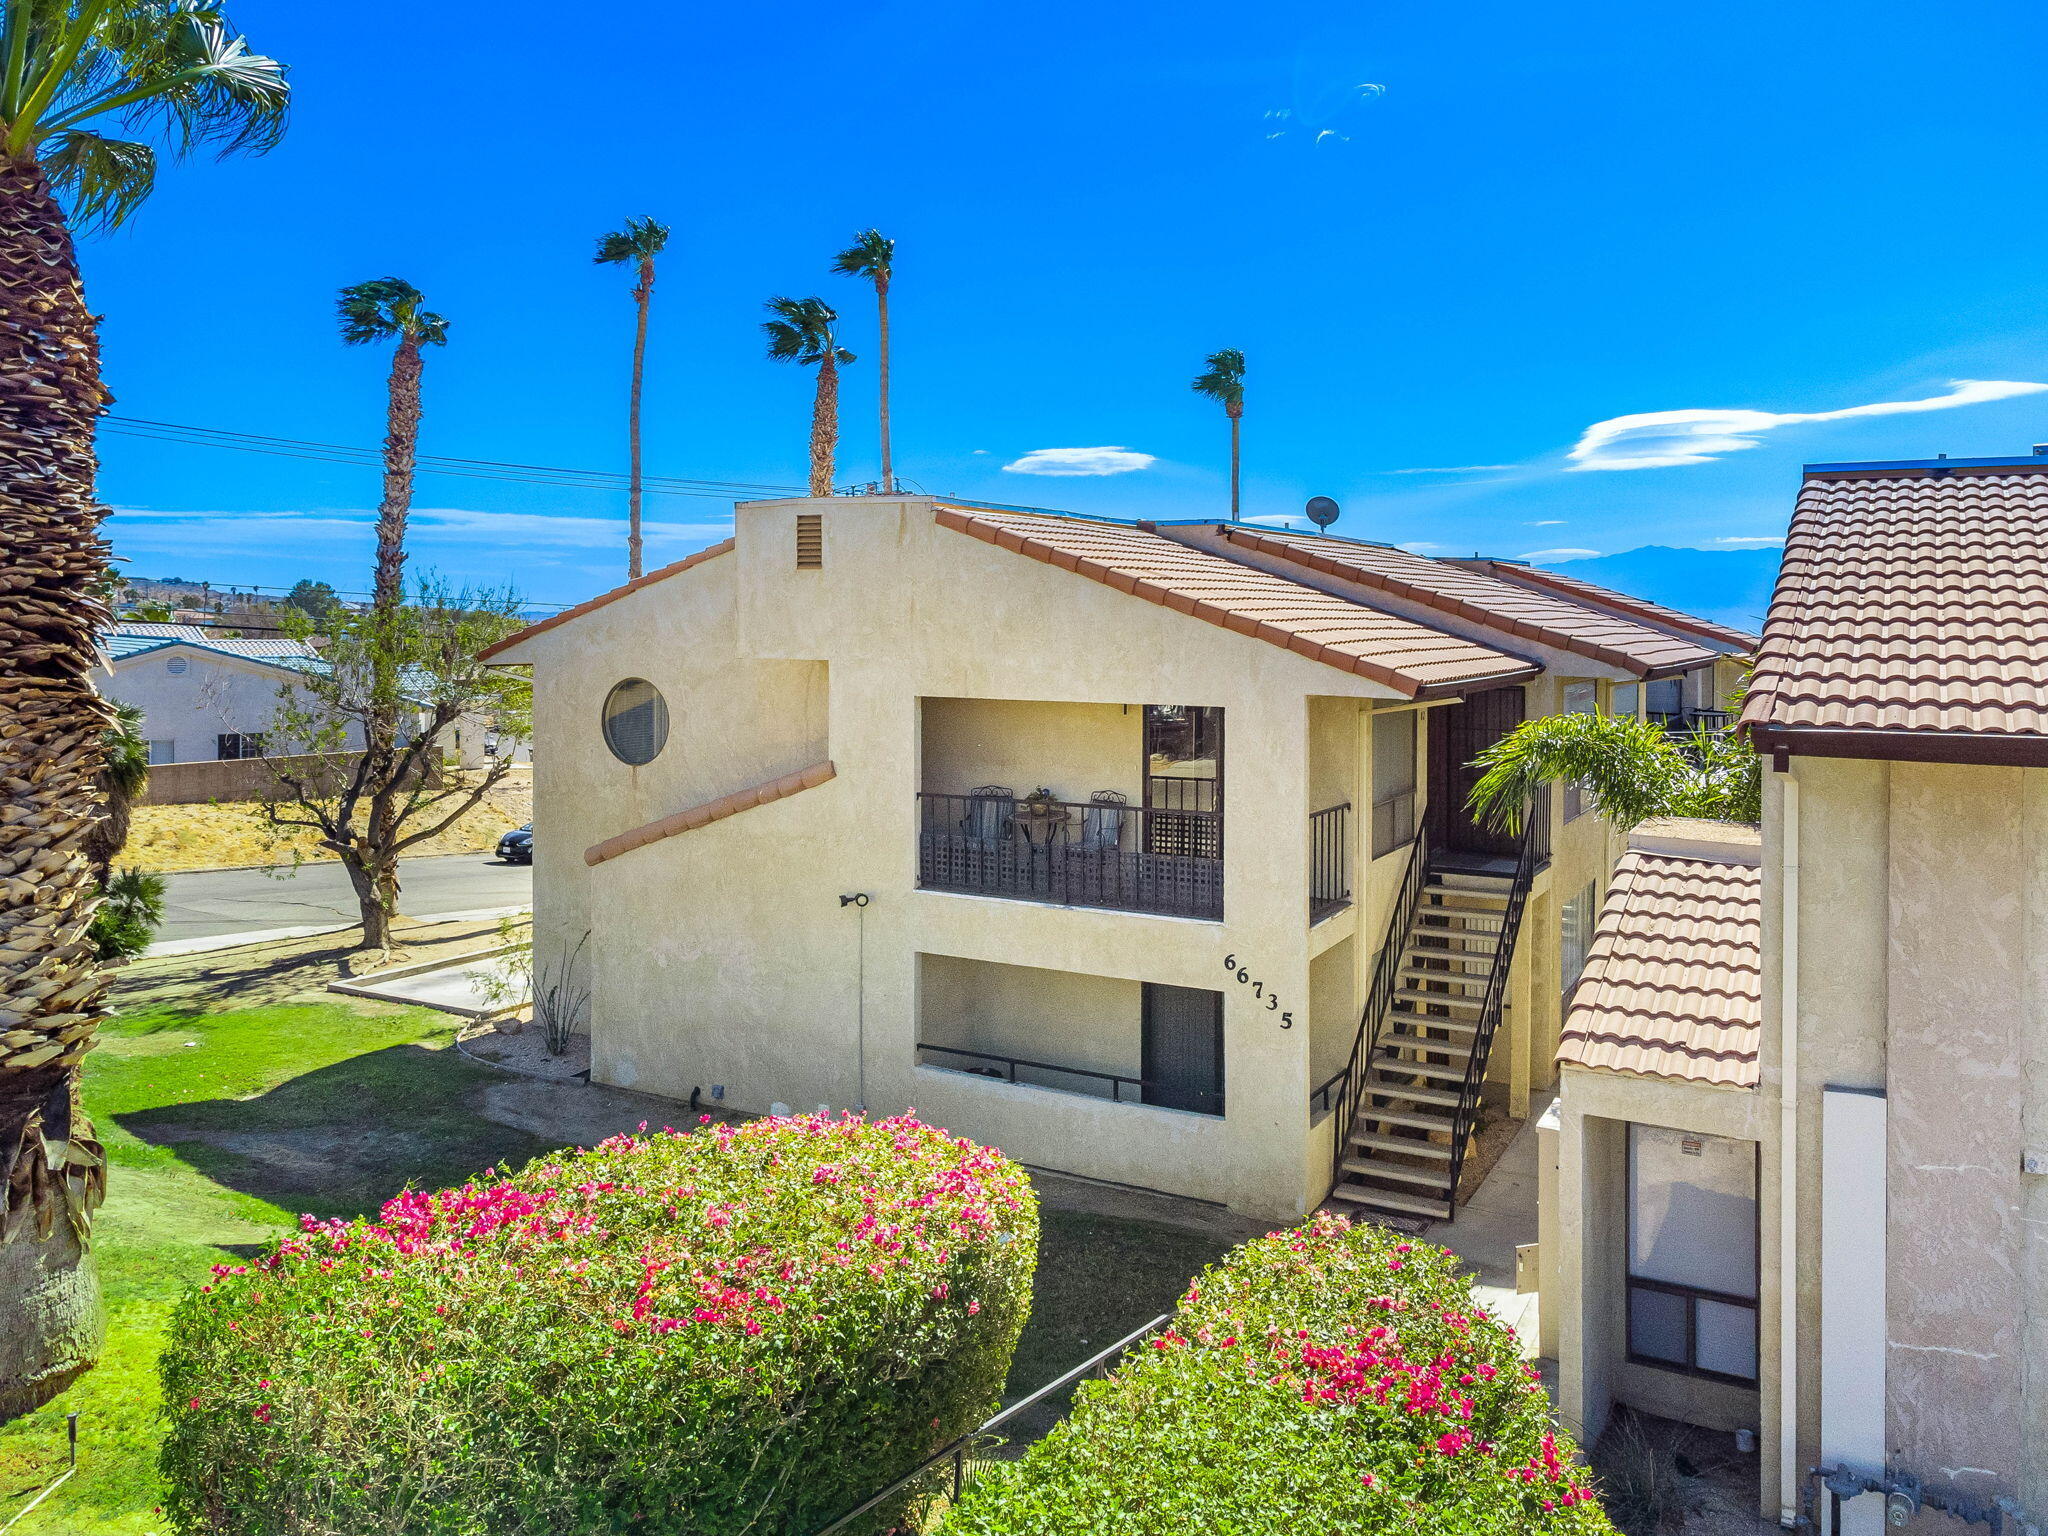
104;415;808;501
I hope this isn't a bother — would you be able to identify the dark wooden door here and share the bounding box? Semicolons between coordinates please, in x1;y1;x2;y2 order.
1425;685;1526;857
1141;983;1224;1115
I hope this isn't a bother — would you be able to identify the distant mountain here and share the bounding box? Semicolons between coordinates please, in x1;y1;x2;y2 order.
1539;546;1780;636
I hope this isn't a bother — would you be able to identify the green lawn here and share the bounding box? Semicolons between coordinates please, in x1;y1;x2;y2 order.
0;1003;1238;1534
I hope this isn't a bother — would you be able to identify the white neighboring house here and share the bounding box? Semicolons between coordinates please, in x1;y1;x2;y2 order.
98;628;345;764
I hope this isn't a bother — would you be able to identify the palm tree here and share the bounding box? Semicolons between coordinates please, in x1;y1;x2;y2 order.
830;230;894;492
85;702;150;885
0;0;286;1421
594;216;669;578
337;278;449;613
762;296;856;497
1465;712;1761;835
1190;348;1246;521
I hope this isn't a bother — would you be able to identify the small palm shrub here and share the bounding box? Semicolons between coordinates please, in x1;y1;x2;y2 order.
159;1113;1037;1536
941;1213;1613;1536
90;866;166;960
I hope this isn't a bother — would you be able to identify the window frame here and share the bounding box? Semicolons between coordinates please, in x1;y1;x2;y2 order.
600;678;671;766
1560;682;1599;821
216;732;266;761
1369;708;1419;858
1623;1126;1761;1387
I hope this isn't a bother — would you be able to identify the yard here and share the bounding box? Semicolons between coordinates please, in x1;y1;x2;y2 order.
0;939;1237;1534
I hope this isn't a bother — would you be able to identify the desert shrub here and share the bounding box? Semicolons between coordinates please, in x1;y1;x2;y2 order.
159;1113;1038;1536
941;1212;1613;1536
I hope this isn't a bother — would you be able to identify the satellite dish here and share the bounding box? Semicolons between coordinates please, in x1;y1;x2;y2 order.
1305;496;1341;530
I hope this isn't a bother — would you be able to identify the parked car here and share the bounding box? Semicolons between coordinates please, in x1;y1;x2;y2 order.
497;824;532;863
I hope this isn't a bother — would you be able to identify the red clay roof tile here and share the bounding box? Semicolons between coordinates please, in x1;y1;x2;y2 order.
1558;841;1762;1089
1741;465;2048;741
936;508;1538;697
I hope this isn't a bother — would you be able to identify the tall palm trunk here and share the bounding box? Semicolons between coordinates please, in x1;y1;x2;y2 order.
626;256;653;578
809;353;839;497
372;333;422;612
874;276;891;494
0;158;111;1421
356;332;424;952
1227;404;1241;522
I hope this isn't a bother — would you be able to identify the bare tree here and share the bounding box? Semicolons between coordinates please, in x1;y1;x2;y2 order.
259;584;530;953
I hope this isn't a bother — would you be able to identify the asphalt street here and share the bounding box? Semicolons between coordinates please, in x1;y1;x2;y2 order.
156;852;533;943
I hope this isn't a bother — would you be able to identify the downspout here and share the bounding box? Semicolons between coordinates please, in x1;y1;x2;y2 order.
1778;765;1801;1527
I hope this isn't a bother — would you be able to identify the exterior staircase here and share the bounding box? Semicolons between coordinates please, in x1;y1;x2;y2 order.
1323;826;1540;1225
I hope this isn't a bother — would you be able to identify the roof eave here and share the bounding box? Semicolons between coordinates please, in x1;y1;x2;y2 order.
1749;722;2048;769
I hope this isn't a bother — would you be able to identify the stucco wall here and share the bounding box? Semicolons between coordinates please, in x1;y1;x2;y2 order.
920;698;1140;804
918;953;1143;1090
1763;755;2048;1524
503;496;1633;1223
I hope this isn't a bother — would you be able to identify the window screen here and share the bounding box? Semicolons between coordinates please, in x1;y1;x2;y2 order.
1370;710;1417;856
1626;1124;1759;1383
1561;682;1597;818
147;741;177;766
602;679;670;765
1610;683;1640;719
1560;881;1596;996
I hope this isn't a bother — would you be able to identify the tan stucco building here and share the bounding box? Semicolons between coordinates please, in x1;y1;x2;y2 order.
1542;452;2048;1534
484;494;1746;1226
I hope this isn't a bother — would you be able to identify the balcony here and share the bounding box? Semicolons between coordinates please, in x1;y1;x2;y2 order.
917;789;1222;920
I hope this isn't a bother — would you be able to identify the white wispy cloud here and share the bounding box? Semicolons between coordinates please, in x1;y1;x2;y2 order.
1396;540;1446;553
1244;514;1312;528
108;505;733;554
1525;519;1566;526
1384;464;1517;475
1707;535;1785;547
1567;379;2048;471
1523;547;1601;561
1001;446;1156;477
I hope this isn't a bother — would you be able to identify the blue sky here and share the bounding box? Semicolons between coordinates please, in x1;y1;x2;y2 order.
92;0;2048;606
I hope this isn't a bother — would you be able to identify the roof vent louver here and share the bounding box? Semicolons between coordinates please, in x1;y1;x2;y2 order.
795;513;823;569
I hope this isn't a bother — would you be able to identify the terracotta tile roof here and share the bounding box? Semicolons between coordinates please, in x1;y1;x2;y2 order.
1558;831;1762;1089
1220;526;1716;677
479;540;736;661
586;760;835;866
1456;559;1760;651
936;508;1537;698
1741;465;2048;744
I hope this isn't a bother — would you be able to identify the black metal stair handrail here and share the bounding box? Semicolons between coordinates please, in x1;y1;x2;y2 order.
1324;826;1429;1192
1442;799;1544;1196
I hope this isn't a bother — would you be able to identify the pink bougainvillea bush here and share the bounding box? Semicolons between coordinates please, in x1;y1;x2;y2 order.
158;1113;1037;1536
940;1213;1614;1536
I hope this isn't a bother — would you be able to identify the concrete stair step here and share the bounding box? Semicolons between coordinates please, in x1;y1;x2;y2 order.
1348;1131;1455;1160
1398;964;1492;988
1394;988;1484;1012
1375;1055;1471;1082
1385;1017;1479;1040
1353;1104;1459;1133
1327;1183;1453;1220
1423;883;1510;905
1363;1075;1462;1108
1341;1157;1452;1188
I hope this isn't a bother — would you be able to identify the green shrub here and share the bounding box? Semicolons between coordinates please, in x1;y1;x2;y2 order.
941;1212;1614;1536
90;867;166;960
159;1113;1038;1536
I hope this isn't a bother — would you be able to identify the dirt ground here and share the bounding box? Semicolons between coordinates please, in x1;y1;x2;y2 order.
123;769;532;874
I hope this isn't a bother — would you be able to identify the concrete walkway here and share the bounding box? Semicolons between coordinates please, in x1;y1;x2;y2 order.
1432;1093;1551;1351
335;952;530;1018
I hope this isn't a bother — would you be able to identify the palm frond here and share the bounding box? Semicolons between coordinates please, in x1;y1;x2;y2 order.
594;213;668;265
12;1;287;229
1190;347;1246;408
40;126;153;230
1465;712;1689;834
102;699;150;799
761;295;840;365
337;275;447;347
830;227;892;283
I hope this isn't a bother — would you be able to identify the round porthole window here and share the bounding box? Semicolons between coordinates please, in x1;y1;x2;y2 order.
166;655;189;675
601;678;669;765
